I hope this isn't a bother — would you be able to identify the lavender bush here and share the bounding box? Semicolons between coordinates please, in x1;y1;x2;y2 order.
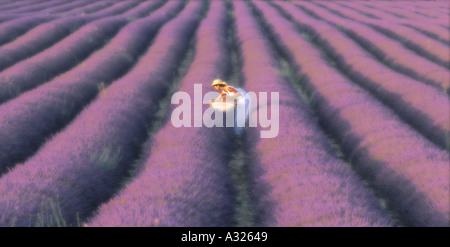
256;1;449;226
0;0;182;176
0;0;45;11
89;1;237;226
337;1;449;44
296;2;449;93
274;1;450;148
0;15;56;46
56;1;114;16
0;0;69;14
232;0;393;227
319;2;449;67
34;0;95;15
0;0;164;71
0;0;203;227
363;1;449;24
0;0;446;228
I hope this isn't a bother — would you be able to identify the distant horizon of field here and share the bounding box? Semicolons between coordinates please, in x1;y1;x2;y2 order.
0;0;448;227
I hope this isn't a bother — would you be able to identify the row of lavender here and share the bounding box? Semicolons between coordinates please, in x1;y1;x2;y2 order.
0;0;171;175
0;1;151;71
0;0;203;226
356;1;449;24
0;0;98;15
316;2;449;67
89;0;236;226
336;1;449;43
0;0;76;14
0;0;447;226
88;0;395;227
387;1;449;18
295;2;449;94
0;0;125;16
254;1;448;226
272;3;449;149
0;1;134;23
0;1;142;44
1;0;396;225
231;0;393;227
335;1;449;25
97;0;448;227
0;0;164;103
0;15;54;45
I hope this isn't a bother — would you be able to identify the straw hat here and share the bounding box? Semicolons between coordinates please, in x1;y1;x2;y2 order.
211;79;227;86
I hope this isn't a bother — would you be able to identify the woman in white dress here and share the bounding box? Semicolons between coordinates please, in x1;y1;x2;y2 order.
210;79;249;135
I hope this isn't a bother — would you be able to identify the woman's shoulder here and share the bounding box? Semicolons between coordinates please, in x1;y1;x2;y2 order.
225;86;238;91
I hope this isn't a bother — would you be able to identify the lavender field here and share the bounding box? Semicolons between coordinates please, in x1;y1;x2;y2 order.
0;0;448;227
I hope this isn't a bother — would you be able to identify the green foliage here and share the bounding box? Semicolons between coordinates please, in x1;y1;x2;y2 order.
301;32;311;41
91;145;122;171
31;195;78;227
6;79;21;99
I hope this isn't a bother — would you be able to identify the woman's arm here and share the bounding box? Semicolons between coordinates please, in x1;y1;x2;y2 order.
225;86;242;97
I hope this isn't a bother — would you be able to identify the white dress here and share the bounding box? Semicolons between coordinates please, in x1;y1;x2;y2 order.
222;86;250;135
